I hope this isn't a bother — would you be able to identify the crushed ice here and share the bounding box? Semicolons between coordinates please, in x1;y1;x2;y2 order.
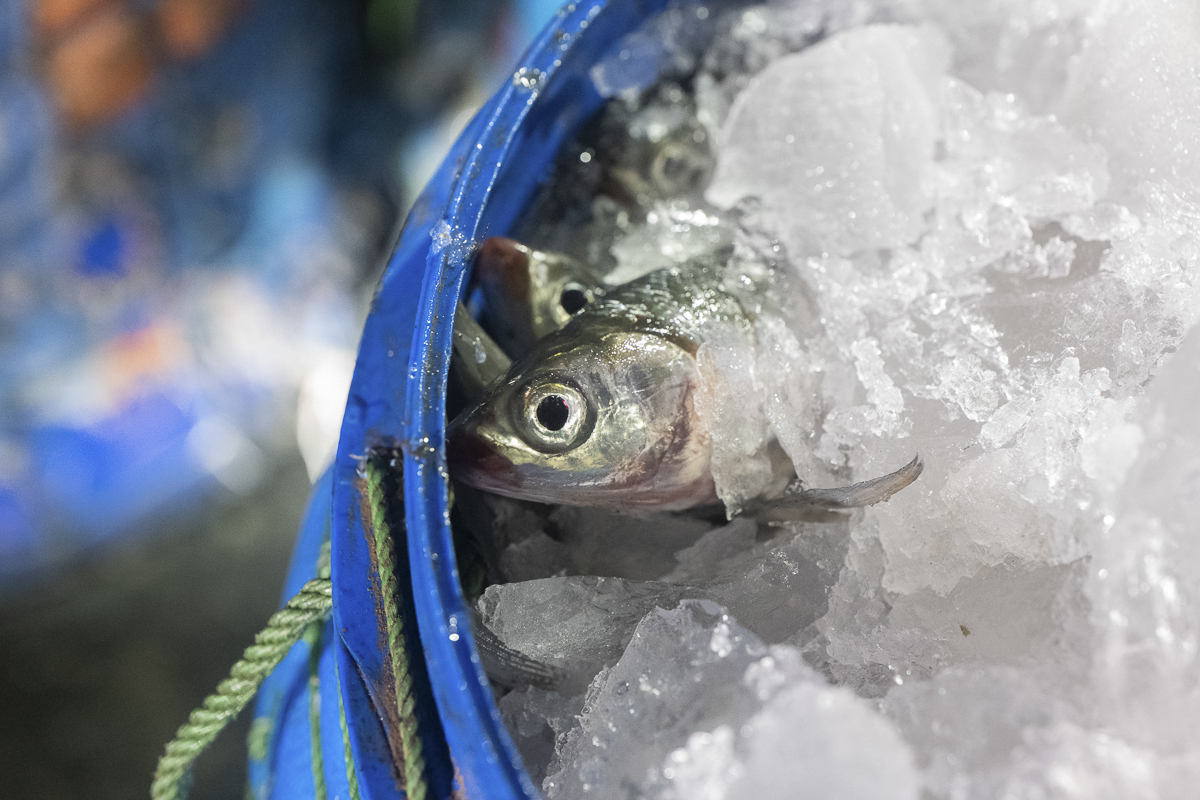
482;1;1200;797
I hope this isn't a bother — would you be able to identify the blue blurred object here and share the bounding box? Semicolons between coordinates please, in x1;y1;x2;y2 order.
246;3;687;799
515;0;572;44
29;392;205;540
0;0;588;585
0;0;397;584
80;221;126;276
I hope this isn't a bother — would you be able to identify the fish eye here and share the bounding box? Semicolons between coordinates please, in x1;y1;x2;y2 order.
516;379;595;454
652;140;711;193
536;394;570;430
559;283;590;315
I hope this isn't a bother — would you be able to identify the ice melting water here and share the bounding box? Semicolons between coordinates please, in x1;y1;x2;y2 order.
482;1;1200;797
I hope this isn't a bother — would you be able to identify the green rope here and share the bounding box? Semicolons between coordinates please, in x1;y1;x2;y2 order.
151;578;334;800
305;623;328;800
364;457;429;800
308;539;331;800
335;655;363;800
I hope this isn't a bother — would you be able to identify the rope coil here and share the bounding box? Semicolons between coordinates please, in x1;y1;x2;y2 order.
151;579;333;800
363;456;430;800
151;457;430;800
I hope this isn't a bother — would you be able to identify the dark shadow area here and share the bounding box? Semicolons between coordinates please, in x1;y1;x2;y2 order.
0;454;311;800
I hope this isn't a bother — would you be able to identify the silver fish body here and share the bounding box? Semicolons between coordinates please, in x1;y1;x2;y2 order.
448;248;922;514
448;257;736;510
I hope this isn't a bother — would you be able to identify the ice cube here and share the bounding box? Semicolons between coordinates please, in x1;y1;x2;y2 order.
686;678;920;800
543;600;768;798
545;599;919;800
665;518;849;646
1089;324;1200;752
477;576;697;690
882;665;1080;798
498;531;572;583
1061;0;1200;202
498;687;585;786
707;25;951;258
549;506;713;581
607;200;732;285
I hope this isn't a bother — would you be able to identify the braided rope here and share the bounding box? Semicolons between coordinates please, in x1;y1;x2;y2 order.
308;539;332;800
151;579;333;800
363;458;429;800
335;655;363;800
306;624;328;800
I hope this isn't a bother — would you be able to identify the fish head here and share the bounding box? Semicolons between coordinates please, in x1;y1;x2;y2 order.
474;237;605;356
446;321;715;511
602;85;715;208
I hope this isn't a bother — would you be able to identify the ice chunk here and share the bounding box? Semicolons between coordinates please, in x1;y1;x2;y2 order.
543;600;767;798
1090;324;1200;753
882;666;1083;798
689;243;830;514
607;200;731;284
590;3;717;99
480;516;846;689
870;358;1123;595
661;516;758;584
885;562;1081;669
707;25;951;258
665;517;849;646
1003;722;1173;800
498;687;584;786
665;678;920;800
498;531;572;583
910;0;1090;115
549;506;712;581
1061;0;1200;201
545;599;918;800
978;396;1036;450
692;324;776;514
478;576;696;690
693;4;831;144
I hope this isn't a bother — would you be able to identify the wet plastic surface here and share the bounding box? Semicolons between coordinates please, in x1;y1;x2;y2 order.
262;2;680;798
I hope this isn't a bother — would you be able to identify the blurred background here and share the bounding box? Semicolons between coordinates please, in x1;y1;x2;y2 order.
0;0;560;796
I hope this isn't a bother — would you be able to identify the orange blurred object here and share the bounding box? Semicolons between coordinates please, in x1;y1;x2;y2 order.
33;0;113;36
44;5;155;129
156;0;245;60
103;323;188;402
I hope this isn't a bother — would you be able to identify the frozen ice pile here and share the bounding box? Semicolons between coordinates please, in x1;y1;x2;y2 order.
482;1;1200;797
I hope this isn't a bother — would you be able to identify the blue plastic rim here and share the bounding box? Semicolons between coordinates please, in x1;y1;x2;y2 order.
328;2;683;798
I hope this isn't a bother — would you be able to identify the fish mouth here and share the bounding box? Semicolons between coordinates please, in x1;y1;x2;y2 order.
445;417;523;492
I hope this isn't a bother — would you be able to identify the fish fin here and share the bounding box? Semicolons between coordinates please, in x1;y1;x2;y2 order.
748;455;924;522
468;606;565;691
474;237;533;299
451;303;512;401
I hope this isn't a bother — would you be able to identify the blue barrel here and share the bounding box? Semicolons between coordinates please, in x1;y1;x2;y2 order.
252;2;684;799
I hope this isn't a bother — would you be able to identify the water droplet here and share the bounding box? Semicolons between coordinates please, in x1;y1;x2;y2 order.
512;67;543;91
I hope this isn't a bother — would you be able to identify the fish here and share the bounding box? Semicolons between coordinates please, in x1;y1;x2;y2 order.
597;82;717;210
447;246;922;515
451;237;607;400
473;237;607;358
